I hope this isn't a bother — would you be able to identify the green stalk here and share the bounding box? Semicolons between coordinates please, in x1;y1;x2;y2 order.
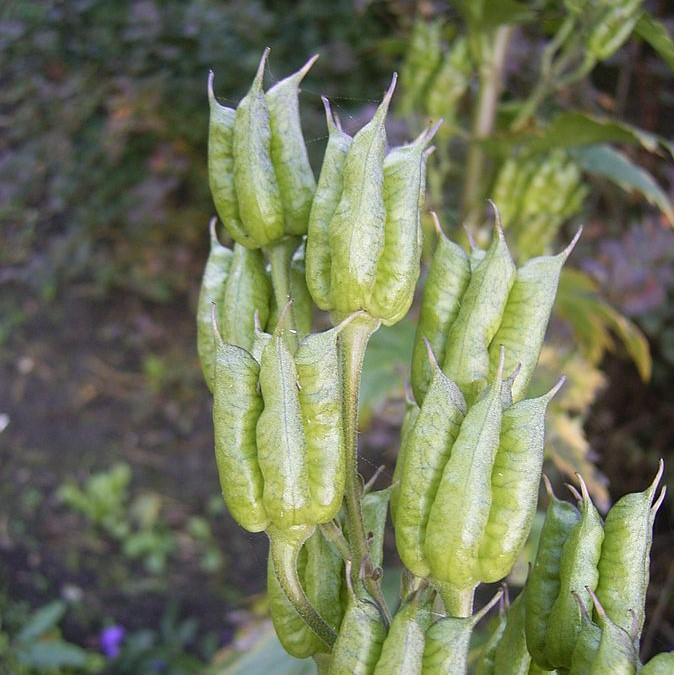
313;654;332;674
319;521;352;562
436;582;476;618
338;313;392;624
264;237;301;349
268;525;337;649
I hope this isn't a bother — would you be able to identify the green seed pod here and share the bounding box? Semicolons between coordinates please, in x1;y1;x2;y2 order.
595;461;666;639
361;486;392;571
545;475;604;670
395;344;466;578
488;230;581;402
640;652;674;675
425;355;504;591
410;213;471;404
478;379;564;583
328;76;396;316
197;219;233;392
474;594;508;675
207;75;255;248
441;224;516;403
368;121;441;326
212;328;267;532
587;588;639;675
526;478;581;670
421;588;503;675
266;55;318;236
220;244;272;352
373;590;433;675
569;591;601;675
305;97;352;311
233;49;284;247
587;0;642;62
493;593;533;675
390;390;420;526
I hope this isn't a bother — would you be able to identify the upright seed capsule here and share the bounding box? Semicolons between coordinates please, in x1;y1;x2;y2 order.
569;591;602;675
197;219;233;392
233;49;285;247
545;475;604;670
328;75;397;315
207;73;254;248
493;592;533;675
266;55;318;236
595;460;666;639
526;477;581;671
212;323;268;532
487;230;581;401
395;344;466;578
390;390;420;526
410;213;471;404
305;98;352;311
361;486;392;571
441;222;516;403
368;121;442;326
640;652;674;675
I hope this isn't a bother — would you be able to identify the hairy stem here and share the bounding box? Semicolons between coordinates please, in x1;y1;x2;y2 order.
265;237;301;349
268;525;337;648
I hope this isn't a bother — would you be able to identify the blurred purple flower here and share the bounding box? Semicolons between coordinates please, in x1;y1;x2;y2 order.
100;624;125;659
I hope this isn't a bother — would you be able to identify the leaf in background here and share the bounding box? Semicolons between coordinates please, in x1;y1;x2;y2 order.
18;640;91;668
572;145;674;225
15;602;66;644
635;12;674;72
455;0;534;29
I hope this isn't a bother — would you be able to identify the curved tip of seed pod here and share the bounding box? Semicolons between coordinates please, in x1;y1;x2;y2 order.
648;458;665;499
572;590;591;621
499;582;510;613
542;473;556;501
321;96;338;132
565;482;582;503
558;226;583;262
210;303;224;345
575;473;591;504
207;70;215;103
403;380;415;406
586;586;606;621
253;47;270;89
423;145;436;159
253;309;263;333
544;375;566;402
429;211;446;239
487;199;505;237
383;72;398;106
506;362;522;383
652;485;667;516
474;586;505;623
463;224;478;252
423;336;440;370
297;53;319;81
209;216;220;246
425;118;444;145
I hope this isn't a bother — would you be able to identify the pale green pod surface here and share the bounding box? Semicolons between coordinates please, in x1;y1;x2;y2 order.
525;483;581;671
362;486;392;571
213;338;268;532
233;49;284;247
294;325;345;524
569;597;601;675
478;381;562;583
305;97;352;310
493;594;532;675
266;55;318;236
425;365;503;590
328;76;396;315
442;226;515;403
488;233;579;401
268;253;313;339
394;351;466;578
257;333;312;528
411;225;471;404
369;123;439;326
220;244;272;352
250;321;272;364
329;595;386;675
197;221;233;391
373;597;431;675
596;461;665;639
207;74;254;248
545;477;604;670
474;607;507;675
390;395;420;526
641;652;674;675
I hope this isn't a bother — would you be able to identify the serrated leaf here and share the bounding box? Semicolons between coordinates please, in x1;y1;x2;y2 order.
572;145;674;225
636;12;674;72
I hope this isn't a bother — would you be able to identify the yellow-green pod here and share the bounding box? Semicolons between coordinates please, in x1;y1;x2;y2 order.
368;121;441;326
441;224;515;403
525;478;581;671
641;652;674;675
474;595;508;675
233;49;284;247
294;323;347;524
212;331;268;532
425;357;504;591
362;486;392;571
390;391;420;526
266;55;318;236
493;593;532;675
268;251;313;338
488;230;580;402
328;76;396;315
478;379;564;583
587;0;642;61
305;97;352;311
545;476;604;670
421;588;503;675
220;244;272;352
197;219;233;392
256;331;313;528
395;344;466;578
596;461;666;639
569;592;601;675
207;73;255;248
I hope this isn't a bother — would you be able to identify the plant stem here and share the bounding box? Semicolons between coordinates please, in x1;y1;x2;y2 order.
313;654;332;674
437;582;476;618
462;25;513;228
268;525;337;648
264;237;301;349
319;521;352;562
338;313;392;624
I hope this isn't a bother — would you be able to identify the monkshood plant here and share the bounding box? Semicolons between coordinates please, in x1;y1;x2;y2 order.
199;50;672;674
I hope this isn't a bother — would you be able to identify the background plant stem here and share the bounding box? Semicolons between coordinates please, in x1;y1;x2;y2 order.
265;238;300;349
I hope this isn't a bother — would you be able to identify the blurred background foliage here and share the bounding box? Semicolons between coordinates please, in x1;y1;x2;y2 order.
1;0;674;672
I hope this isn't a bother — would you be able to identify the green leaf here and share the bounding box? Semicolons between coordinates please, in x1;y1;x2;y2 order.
456;0;533;28
16;602;66;644
635;12;674;72
18;639;90;668
572;145;674;225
